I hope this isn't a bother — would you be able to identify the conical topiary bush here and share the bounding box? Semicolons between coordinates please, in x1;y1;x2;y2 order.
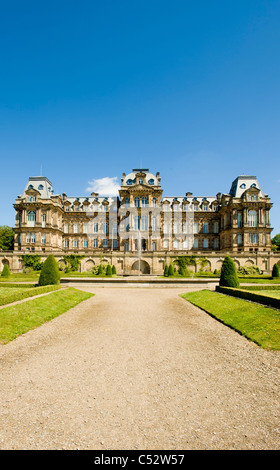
164;264;169;277
168;264;174;276
272;263;280;278
112;265;116;275
219;256;240;288
38;255;60;286
1;264;10;277
106;264;112;276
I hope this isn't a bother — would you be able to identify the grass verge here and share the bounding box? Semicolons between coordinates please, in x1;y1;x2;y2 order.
0;287;94;344
180;290;280;350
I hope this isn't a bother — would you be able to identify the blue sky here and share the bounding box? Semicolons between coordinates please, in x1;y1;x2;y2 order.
1;0;279;234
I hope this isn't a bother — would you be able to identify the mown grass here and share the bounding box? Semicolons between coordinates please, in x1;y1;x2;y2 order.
0;284;61;306
0;287;94;344
180;290;280;350
0;272;40;283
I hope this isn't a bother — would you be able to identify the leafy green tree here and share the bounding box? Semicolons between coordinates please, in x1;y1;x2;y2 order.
1;264;10;277
219;256;240;288
271;234;280;252
0;226;14;251
21;254;43;271
272;263;280;278
38;255;60;286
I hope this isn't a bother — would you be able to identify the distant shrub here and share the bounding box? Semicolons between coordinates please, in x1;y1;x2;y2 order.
272;263;280;278
219;256;240;288
164;265;169;277
1;264;10;277
112;265;116;275
38;255;60;286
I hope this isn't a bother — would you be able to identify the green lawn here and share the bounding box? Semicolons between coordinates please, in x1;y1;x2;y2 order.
181;290;280;350
0;287;94;344
0;272;40;283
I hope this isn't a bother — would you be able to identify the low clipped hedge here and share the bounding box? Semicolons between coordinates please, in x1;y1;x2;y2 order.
0;284;60;306
216;286;280;310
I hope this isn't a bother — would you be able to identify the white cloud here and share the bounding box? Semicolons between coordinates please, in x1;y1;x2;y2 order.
86;176;120;196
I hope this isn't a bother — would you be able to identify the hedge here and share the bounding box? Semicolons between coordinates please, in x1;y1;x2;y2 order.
216;286;280;310
0;284;60;307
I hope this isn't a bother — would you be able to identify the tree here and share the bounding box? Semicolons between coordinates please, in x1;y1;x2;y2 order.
112;265;116;275
38;255;60;286
271;234;280;252
0;226;14;251
164;264;169;277
272;263;280;278
219;256;240;288
1;264;10;277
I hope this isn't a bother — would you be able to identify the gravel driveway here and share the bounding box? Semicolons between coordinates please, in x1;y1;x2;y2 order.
0;286;279;450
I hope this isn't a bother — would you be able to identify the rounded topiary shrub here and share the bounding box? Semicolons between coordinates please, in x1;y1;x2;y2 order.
106;264;112;276
168;264;174;276
219;256;240;288
1;264;10;277
272;263;280;278
38;255;60;286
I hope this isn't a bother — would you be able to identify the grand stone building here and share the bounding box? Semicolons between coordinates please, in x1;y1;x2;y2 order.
3;168;279;274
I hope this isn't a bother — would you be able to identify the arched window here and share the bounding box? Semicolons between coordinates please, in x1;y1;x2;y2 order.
152;197;157;208
248;210;257;227
139;178;143;184
174;239;179;249
142;197;147;207
27;211;36;223
203;238;208;248
183;238;189;249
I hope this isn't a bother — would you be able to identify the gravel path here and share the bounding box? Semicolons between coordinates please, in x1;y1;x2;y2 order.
0;286;279;450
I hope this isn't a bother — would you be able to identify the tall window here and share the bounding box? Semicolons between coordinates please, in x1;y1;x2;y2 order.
64;223;69;233
93;238;98;248
213;238;219;249
174;239;179;249
203;238;208;248
248;210;257;227
125;197;129;208
113;239;118;249
134;197;140;207
41;234;46;244
237;213;242;228
152;216;157;232
83;223;88;233
141;215;148;230
26;233;31;243
74;223;79;233
174;222;179;234
152;242;157;251
183;238;189;249
203;223;208;234
74;239;79;248
124;241;129;252
42;213;46;227
64;239;69;248
194;223;199;234
103;239;108;248
83;239;88;248
142;197;147;207
152;198;157;208
103;223;108;234
134;216;140;230
213;222;219;233
237;234;242;245
93;222;98;233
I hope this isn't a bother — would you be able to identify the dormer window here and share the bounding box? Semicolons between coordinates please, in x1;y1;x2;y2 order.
148;179;154;185
240;183;246;189
127;179;133;185
38;184;44;190
138;178;143;184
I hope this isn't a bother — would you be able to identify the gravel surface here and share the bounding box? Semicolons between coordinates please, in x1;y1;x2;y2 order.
0;286;279;450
